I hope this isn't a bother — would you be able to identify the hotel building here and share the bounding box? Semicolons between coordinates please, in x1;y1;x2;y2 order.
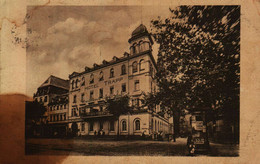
68;24;169;137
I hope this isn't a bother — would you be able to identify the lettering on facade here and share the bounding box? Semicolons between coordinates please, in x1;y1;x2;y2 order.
104;77;123;86
85;84;99;90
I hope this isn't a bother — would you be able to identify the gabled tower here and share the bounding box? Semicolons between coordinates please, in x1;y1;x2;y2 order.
128;24;154;55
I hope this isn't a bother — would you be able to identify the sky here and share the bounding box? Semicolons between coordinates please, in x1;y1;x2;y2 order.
26;6;172;96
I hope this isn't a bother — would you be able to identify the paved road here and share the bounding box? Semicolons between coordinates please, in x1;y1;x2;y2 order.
26;138;238;156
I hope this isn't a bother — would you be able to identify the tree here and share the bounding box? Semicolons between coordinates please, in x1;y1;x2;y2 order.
106;95;133;138
25;101;47;137
150;6;240;140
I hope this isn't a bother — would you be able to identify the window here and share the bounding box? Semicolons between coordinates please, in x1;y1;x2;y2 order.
60;105;62;110
60;115;62;121
134;80;140;91
100;106;103;112
57;106;59;110
150;63;153;77
99;121;103;130
73;95;77;103
40;97;43;102
76;79;79;88
89;122;94;131
44;96;47;102
99;71;104;81
72;80;75;89
81;93;85;102
110;121;114;131
139;59;145;71
110;68;114;78
50;115;52;122
122;120;127;131
121;83;126;93
90;90;94;100
99;88;103;98
132;61;138;73
64;104;66;109
81;123;85;131
133;46;136;54
110;86;114;95
90;74;94;84
81;77;85;86
50;106;52;111
64;114;66;120
135;119;140;131
121;64;126;75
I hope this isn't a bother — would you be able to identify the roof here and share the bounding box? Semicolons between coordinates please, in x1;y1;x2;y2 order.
128;24;154;44
132;24;148;37
69;50;158;79
39;75;69;90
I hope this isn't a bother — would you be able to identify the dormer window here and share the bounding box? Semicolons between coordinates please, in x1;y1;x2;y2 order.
93;63;99;68
90;74;94;84
102;60;108;65
110;68;114;78
99;71;104;81
113;56;119;61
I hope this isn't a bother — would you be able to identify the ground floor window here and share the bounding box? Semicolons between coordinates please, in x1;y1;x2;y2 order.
110;121;114;131
122;120;127;131
135;119;140;131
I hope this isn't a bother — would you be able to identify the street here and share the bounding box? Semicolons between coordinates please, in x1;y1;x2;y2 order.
26;138;239;156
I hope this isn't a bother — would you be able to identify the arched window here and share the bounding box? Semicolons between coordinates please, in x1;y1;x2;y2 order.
122;120;127;131
99;71;104;81
110;68;114;78
135;119;140;131
133;46;136;54
121;64;126;75
90;74;94;84
139;59;145;71
132;61;138;73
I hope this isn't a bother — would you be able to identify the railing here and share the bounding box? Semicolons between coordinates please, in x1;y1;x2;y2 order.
79;111;111;117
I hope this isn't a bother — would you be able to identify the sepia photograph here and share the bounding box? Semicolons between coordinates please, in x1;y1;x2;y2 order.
24;5;240;157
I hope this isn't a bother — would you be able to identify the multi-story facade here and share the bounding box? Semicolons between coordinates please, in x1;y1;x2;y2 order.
33;75;70;136
67;24;169;137
31;24;169;138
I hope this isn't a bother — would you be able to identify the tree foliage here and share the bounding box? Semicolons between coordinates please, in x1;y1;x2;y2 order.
106;95;133;117
106;95;133;137
25;101;47;123
150;6;240;124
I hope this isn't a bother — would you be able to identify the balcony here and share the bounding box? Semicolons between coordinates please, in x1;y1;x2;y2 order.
79;111;113;118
